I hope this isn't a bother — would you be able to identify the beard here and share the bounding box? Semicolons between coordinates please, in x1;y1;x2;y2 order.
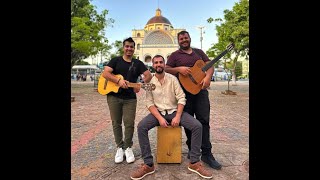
155;67;164;74
179;41;191;50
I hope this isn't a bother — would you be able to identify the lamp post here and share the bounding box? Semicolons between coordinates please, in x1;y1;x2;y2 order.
197;26;205;50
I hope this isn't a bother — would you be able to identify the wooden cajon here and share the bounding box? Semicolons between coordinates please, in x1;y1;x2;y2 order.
156;126;182;163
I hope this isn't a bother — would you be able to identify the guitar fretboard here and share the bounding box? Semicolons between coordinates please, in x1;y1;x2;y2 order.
201;43;234;72
201;49;229;72
127;83;141;88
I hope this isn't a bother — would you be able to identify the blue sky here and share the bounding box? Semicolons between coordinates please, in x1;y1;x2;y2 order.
91;0;239;60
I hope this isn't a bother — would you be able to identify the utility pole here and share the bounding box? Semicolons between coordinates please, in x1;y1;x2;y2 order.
100;51;103;64
197;26;205;50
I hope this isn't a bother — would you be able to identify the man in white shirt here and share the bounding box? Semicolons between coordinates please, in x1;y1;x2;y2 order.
130;55;213;180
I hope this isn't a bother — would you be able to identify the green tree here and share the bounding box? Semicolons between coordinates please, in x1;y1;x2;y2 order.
235;61;242;77
207;0;249;84
206;43;229;69
75;60;90;65
110;40;123;59
71;0;114;68
110;40;137;59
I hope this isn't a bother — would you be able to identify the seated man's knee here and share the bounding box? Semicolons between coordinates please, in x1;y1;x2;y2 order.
194;119;203;130
137;119;148;131
137;121;143;130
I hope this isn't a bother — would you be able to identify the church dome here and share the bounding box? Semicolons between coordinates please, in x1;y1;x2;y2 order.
146;8;172;25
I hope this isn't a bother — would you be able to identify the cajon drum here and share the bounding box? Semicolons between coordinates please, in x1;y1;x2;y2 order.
156;126;182;163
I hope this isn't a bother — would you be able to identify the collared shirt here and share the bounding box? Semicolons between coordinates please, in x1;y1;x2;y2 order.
145;73;186;115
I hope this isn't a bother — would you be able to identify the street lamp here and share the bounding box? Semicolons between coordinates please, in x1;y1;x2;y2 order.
197;26;205;50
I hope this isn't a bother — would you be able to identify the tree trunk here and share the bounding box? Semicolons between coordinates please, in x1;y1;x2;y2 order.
231;53;239;85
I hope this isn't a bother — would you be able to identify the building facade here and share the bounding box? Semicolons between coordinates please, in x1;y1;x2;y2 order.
131;8;185;66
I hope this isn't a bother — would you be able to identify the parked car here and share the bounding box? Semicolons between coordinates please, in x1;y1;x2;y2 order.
212;68;231;81
211;75;215;81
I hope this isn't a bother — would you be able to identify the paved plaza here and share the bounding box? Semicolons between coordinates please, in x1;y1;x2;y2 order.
71;80;249;180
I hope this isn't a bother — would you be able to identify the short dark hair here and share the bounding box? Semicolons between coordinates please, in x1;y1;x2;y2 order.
123;37;135;47
177;30;190;40
152;55;165;63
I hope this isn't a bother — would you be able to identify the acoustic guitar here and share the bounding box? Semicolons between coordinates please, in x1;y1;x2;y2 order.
98;74;156;95
178;43;235;95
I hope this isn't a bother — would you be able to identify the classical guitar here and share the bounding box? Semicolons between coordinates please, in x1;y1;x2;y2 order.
98;74;156;95
178;43;235;95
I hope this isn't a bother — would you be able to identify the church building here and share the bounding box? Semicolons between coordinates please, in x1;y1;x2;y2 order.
131;8;185;66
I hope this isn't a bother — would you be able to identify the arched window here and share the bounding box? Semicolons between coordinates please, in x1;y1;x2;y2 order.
137;33;141;37
137;44;140;50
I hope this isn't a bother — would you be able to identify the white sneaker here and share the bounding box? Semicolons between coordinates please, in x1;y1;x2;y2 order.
125;147;135;163
115;148;124;163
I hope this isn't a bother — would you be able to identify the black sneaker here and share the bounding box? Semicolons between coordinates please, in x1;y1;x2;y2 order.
201;155;222;170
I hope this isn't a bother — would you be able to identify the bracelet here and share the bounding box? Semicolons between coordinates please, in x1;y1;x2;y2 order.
117;78;121;84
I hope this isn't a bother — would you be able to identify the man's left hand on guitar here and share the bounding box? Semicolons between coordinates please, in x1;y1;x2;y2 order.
200;76;211;89
118;79;129;89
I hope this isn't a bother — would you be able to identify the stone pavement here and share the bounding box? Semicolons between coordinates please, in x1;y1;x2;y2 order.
71;80;249;180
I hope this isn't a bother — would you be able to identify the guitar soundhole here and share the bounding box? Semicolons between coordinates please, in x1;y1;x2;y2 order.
104;80;108;89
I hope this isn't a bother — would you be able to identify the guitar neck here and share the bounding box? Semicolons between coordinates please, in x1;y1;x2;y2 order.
127;83;141;88
201;49;229;72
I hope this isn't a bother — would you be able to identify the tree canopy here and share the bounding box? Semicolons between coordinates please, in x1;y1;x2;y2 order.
71;0;113;67
110;40;123;59
207;0;249;82
109;40;137;59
